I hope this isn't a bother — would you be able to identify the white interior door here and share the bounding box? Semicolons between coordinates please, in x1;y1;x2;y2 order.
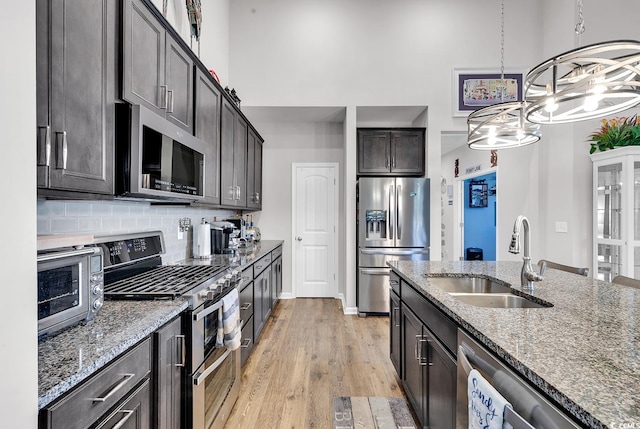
293;163;338;298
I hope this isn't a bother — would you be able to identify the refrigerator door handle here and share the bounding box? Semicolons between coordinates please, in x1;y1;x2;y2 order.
359;268;390;275
360;248;430;256
397;184;402;240
389;184;394;240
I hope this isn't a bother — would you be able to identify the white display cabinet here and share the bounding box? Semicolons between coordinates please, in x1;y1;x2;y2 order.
590;147;640;282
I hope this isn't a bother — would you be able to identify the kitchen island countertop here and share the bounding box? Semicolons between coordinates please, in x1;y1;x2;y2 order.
389;260;640;429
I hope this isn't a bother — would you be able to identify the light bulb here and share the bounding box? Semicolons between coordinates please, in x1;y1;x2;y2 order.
583;95;599;112
544;97;558;113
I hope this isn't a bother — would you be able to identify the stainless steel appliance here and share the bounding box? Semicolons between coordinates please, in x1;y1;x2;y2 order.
37;246;104;337
94;231;241;429
115;103;207;201
456;329;581;429
357;177;430;315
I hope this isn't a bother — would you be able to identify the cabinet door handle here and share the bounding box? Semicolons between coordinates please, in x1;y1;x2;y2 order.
55;131;68;170
255;192;260;203
392;155;396;169
386;156;389;169
417;337;428;366
111;410;135;429
236;185;241;200
160;85;169;109
240;303;252;310
392;307;400;327
175;334;186;367
167;89;174;113
37;125;51;167
91;373;135;402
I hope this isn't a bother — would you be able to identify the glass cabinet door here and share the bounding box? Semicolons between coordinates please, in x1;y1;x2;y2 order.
596;163;623;281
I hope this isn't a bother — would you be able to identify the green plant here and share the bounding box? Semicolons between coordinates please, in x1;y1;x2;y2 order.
589;115;640;154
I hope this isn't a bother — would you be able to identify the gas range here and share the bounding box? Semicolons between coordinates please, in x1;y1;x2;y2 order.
94;231;239;309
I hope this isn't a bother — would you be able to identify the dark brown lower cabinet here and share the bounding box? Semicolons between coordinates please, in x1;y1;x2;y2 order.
153;316;183;429
390;289;401;375
399;290;456;429
94;379;152;429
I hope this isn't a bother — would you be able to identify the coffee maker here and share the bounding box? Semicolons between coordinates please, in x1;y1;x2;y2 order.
210;221;235;254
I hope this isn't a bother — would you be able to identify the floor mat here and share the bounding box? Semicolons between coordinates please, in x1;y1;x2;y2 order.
333;396;417;428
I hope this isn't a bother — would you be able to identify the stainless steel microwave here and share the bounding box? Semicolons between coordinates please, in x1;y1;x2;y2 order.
116;103;206;201
37;246;104;337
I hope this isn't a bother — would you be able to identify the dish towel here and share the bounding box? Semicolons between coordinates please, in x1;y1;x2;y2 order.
216;288;241;351
468;368;513;429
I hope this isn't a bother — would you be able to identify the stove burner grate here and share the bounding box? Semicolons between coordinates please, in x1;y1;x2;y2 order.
104;264;226;299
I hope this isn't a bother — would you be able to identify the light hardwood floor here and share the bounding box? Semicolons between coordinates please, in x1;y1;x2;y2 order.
224;298;405;428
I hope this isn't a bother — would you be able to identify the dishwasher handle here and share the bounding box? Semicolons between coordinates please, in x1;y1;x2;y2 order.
459;344;537;429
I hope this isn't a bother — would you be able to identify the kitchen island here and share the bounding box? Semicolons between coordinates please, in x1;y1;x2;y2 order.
389;260;640;429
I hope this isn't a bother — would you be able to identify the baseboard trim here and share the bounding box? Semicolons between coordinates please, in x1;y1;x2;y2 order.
337;293;358;315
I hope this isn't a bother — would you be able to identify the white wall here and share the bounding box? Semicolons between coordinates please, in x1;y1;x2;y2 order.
244;116;345;301
228;0;640;286
1;1;37;425
228;0;543;309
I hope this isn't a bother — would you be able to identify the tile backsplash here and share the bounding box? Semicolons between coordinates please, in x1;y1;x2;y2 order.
37;200;236;263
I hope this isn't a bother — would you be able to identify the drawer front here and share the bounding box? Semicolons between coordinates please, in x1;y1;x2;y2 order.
239;266;253;289
44;338;151;429
239;281;254;324
240;316;254;367
402;282;457;356
271;245;282;259
94;378;151;429
253;254;272;276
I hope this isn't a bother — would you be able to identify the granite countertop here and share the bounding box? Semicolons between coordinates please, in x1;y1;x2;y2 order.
180;239;283;270
38;240;283;410
389;260;640;429
38;299;187;409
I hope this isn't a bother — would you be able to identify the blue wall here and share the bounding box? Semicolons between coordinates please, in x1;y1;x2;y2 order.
464;172;496;260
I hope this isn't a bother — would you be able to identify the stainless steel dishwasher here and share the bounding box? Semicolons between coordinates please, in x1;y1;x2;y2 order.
456;329;581;429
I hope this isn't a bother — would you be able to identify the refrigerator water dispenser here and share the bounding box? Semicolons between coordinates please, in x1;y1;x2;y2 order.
365;210;387;240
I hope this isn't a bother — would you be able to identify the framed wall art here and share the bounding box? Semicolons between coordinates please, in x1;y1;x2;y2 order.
469;183;488;208
453;69;525;117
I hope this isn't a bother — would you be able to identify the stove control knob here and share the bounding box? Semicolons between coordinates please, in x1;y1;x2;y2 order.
92;284;104;296
92;298;103;311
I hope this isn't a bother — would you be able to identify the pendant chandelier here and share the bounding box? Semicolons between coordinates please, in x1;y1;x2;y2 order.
524;0;640;124
467;0;541;150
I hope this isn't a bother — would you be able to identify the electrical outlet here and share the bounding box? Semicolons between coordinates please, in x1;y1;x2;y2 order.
555;221;568;233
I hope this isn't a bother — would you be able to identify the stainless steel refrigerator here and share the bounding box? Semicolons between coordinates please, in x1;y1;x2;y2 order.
357;177;430;315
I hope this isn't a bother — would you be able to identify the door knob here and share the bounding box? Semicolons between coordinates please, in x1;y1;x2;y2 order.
296;236;302;241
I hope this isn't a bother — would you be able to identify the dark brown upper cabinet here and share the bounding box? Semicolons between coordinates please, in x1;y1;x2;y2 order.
357;128;426;176
36;0;116;195
194;67;222;205
122;0;194;133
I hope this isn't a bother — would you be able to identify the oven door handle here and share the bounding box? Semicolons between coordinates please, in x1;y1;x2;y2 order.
193;298;224;322
193;348;232;385
37;246;99;262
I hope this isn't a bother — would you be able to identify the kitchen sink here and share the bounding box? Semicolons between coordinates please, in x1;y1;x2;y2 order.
425;275;552;308
426;275;512;294
450;293;552;308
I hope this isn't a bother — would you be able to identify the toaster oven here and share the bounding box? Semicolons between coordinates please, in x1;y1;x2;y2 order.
37;246;104;337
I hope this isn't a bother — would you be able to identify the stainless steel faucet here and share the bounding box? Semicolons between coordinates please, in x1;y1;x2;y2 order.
508;215;545;290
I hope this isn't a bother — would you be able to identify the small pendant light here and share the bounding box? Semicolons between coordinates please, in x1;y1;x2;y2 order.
467;0;541;150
